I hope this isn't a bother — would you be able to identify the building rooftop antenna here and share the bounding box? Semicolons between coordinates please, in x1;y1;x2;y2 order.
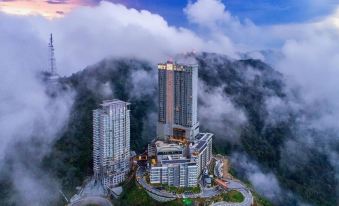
48;33;57;76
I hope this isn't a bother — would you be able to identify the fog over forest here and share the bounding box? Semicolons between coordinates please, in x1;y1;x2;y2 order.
0;1;338;206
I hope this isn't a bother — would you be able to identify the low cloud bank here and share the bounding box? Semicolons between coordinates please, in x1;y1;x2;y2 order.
0;0;339;205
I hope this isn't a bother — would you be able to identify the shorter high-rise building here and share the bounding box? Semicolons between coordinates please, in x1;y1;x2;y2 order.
93;99;131;189
149;133;213;187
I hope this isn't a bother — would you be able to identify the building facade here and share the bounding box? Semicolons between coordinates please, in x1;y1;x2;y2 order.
191;133;213;177
150;133;213;188
150;159;198;187
93;99;131;189
157;61;199;140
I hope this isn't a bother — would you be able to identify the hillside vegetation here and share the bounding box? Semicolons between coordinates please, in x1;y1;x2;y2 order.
43;53;337;206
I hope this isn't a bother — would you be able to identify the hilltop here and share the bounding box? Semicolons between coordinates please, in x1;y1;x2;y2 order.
41;52;337;206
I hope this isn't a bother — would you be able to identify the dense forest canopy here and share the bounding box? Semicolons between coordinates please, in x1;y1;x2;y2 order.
1;53;337;206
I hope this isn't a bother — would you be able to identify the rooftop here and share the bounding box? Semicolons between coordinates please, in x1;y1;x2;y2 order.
100;99;131;107
162;158;190;165
195;140;207;153
157;61;198;71
155;141;184;152
195;133;213;141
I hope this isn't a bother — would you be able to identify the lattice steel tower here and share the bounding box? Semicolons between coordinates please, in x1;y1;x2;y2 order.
48;33;57;76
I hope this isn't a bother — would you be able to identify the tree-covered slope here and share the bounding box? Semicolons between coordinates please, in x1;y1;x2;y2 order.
44;58;157;198
44;53;337;206
195;53;337;206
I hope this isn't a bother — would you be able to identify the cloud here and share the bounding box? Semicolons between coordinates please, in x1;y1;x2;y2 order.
183;0;279;51
0;0;91;19
231;153;311;205
0;1;241;76
184;0;232;28
274;28;339;182
199;82;247;143
0;46;74;205
1;0;339;205
185;1;339;203
11;162;61;205
53;1;238;71
46;0;69;5
130;69;156;98
184;0;339;52
231;153;282;201
0;8;74;205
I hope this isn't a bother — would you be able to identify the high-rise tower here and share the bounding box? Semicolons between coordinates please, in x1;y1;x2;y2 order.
93;99;131;188
157;61;199;141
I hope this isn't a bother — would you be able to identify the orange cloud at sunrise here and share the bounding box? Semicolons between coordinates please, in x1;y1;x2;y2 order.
0;0;94;19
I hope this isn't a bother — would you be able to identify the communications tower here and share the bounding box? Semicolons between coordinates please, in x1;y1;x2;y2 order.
48;33;59;79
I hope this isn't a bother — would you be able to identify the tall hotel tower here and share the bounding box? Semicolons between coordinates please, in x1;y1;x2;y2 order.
93;100;131;188
157;61;199;141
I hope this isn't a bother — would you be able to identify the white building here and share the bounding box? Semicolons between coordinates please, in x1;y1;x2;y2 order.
150;133;213;187
93;99;131;189
190;133;213;177
150;159;198;187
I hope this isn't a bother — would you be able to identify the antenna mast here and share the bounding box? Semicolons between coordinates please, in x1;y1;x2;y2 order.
48;33;57;76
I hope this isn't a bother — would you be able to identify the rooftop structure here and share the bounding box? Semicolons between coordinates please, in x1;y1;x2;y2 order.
154;141;185;163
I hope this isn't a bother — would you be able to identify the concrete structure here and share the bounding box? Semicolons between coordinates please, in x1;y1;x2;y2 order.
191;133;213;177
150;159;198;187
157;61;199;140
93;100;131;189
148;59;214;191
215;159;224;178
150;133;213;188
204;177;212;187
109;187;123;199
136;167;177;202
137;165;223;202
155;141;185;161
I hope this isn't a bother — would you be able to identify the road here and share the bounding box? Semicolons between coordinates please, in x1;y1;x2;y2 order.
137;166;223;199
136;166;252;206
211;180;253;206
68;178;112;206
70;196;113;206
136;167;176;198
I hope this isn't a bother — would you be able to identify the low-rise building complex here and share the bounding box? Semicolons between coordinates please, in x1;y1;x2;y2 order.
150;133;213;187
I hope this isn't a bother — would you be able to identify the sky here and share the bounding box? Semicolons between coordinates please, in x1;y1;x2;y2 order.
0;0;338;25
108;0;339;25
0;0;339;205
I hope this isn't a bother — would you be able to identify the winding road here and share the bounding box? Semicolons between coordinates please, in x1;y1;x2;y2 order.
136;166;253;206
70;196;113;206
211;180;253;206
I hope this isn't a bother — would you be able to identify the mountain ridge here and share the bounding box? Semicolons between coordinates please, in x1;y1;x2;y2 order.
41;52;337;206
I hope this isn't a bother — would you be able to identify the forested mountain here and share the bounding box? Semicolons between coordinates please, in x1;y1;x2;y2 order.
33;53;337;206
